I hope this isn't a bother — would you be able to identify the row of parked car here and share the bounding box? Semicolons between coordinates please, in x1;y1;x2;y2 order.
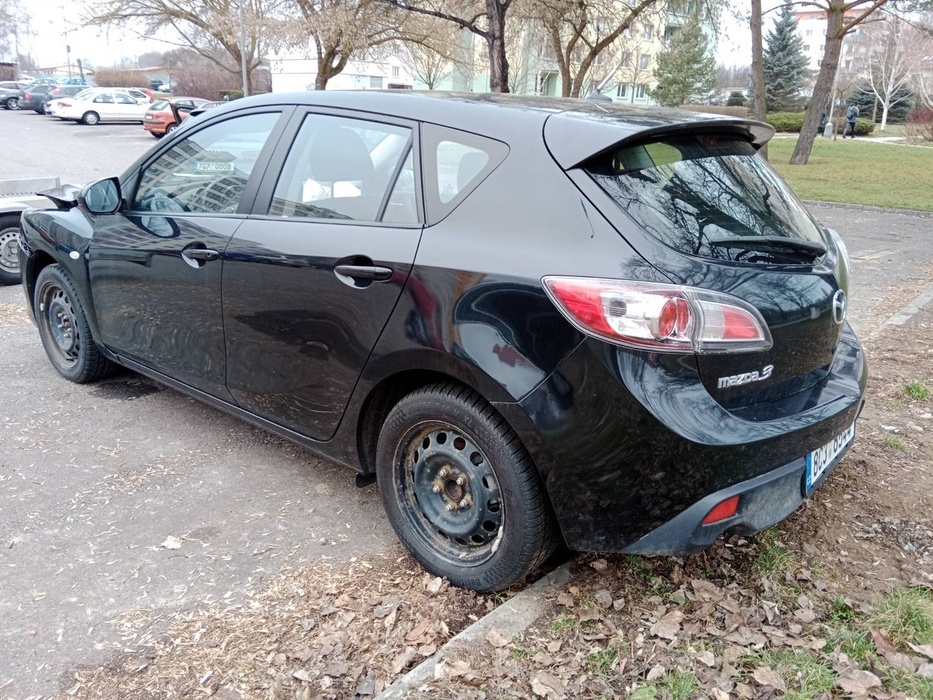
2;82;222;137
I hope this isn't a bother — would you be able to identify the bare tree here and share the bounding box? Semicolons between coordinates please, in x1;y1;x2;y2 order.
527;0;665;98
788;0;891;166
283;0;412;90
376;0;514;92
750;0;767;159
86;0;276;94
859;15;917;129
0;0;23;62
403;20;470;89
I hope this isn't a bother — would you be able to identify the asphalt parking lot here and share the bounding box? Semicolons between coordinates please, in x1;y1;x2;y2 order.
1;106;160;185
2;107;933;698
0;109;399;698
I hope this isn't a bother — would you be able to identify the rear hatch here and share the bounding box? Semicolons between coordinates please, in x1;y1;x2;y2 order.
544;109;848;409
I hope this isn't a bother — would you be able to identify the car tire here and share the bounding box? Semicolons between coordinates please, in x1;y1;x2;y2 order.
34;264;114;383
0;214;22;285
5;97;19;110
376;383;559;592
151;132;163;139
81;111;100;125
166;123;178;135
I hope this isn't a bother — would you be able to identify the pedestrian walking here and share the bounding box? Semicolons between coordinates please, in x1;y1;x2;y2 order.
843;104;859;138
817;108;828;137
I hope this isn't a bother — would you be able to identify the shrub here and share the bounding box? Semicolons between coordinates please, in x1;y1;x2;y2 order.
766;112;874;135
93;68;150;89
727;91;747;107
766;111;804;131
905;106;933;143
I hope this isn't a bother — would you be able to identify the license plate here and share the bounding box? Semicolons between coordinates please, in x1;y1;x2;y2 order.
804;422;855;493
193;161;235;172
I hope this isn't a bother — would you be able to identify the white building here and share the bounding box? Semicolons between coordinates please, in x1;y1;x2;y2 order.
270;54;413;93
794;10;867;73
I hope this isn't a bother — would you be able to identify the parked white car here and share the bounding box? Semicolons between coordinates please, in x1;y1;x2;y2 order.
51;87;150;125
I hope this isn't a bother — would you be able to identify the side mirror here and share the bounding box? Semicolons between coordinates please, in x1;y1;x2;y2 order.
80;177;123;215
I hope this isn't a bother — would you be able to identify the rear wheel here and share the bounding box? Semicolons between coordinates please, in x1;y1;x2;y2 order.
0;214;21;285
5;97;19;110
166;122;178;134
34;265;114;383
81;111;100;125
376;383;559;592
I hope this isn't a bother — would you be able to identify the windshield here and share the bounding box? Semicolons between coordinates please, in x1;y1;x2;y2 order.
585;134;826;262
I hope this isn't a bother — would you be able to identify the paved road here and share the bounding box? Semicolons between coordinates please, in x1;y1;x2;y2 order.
0;107;157;185
1;107;932;699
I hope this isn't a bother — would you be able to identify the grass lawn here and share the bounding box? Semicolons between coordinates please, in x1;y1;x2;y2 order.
766;137;933;212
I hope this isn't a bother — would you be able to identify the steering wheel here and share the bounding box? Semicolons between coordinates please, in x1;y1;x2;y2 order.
190;176;247;214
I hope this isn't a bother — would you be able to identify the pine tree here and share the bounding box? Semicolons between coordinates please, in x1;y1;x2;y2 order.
649;23;717;108
762;6;809;112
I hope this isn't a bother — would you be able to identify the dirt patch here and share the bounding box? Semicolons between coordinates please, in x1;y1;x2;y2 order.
51;314;933;700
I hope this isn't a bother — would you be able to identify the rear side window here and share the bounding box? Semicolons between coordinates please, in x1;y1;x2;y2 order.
269;113;413;223
585;134;825;261
422;124;508;224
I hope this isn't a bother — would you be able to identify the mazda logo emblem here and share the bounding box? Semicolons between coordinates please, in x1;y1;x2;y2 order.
832;289;847;325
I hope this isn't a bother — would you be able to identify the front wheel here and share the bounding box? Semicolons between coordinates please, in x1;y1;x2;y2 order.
34;265;114;383
0;214;22;285
376;384;559;592
81;111;100;125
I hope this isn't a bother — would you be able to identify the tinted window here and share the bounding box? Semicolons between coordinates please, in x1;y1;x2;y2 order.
585;134;826;261
382;149;418;224
422;124;508;224
269;113;411;222
133;112;279;215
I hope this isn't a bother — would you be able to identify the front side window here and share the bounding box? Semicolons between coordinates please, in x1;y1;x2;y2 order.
133;112;279;214
585;133;826;262
94;93;114;104
269;113;412;222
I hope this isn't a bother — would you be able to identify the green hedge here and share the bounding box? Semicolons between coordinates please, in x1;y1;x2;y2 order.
766;111;875;136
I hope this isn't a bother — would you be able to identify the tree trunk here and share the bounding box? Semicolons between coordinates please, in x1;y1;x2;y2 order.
750;0;768;161
486;0;509;92
790;2;846;165
881;100;889;130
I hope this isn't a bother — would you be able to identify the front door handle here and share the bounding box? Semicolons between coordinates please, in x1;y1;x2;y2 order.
334;264;393;281
183;248;220;262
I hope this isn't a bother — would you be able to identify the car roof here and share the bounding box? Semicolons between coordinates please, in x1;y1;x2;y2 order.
210;91;774;168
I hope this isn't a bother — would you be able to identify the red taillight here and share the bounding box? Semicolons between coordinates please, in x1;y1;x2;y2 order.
702;496;740;525
59;101;71;108
542;277;772;354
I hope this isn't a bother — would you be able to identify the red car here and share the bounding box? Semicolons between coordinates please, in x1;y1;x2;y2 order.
142;97;208;137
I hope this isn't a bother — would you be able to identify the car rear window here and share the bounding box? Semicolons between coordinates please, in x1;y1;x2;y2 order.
150;100;169;110
584;133;825;261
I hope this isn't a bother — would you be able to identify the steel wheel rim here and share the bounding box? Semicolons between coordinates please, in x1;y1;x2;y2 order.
7;97;19;110
394;422;504;567
0;228;18;273
39;283;80;367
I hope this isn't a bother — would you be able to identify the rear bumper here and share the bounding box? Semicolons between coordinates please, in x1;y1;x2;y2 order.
507;324;867;553
624;430;856;554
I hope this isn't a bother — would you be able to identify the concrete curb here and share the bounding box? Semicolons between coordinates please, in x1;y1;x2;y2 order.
374;563;573;699
803;199;933;219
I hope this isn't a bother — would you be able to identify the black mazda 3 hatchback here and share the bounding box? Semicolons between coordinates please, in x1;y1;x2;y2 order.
19;92;866;591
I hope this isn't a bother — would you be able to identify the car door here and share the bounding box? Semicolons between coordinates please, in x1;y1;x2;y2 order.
113;92;145;120
222;110;423;441
88;108;288;399
90;92;118;120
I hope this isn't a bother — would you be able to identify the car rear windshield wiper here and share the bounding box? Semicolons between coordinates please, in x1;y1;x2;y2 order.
708;236;827;259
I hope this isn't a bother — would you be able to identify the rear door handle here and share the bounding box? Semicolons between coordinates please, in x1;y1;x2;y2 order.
334;264;393;281
183;248;220;262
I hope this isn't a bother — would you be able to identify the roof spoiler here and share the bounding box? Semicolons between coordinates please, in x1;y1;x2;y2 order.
544;110;775;170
